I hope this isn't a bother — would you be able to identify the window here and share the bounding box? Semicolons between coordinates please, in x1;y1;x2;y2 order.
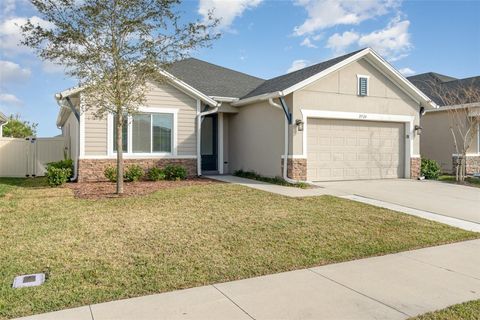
113;115;128;152
112;112;174;154
358;75;369;96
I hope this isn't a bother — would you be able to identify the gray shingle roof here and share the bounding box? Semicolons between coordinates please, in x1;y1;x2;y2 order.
408;73;480;106
241;49;365;99
166;58;265;98
167;50;366;101
0;112;7;123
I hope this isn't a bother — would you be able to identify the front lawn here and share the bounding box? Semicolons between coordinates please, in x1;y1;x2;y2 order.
0;178;478;319
409;300;480;320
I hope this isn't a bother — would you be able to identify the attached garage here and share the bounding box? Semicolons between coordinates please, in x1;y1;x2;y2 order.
307;118;405;181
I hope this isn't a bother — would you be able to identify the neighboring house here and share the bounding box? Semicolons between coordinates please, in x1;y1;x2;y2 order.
0;112;7;137
55;48;436;182
408;73;480;174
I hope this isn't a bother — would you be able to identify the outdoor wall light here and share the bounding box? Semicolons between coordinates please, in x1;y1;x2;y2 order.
295;119;304;131
414;125;422;135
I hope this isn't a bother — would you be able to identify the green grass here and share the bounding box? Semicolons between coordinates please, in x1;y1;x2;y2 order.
438;175;480;188
0;178;478;319
410;300;480;320
0;177;47;197
233;169;309;188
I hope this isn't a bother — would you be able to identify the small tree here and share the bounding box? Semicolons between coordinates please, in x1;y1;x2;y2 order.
21;0;219;193
2;114;38;138
424;79;480;182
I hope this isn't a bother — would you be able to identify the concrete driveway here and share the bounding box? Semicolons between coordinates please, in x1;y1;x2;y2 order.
313;179;480;224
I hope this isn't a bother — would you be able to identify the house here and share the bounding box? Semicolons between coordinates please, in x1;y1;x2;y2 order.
0;112;7;137
408;73;480;174
55;48;436;182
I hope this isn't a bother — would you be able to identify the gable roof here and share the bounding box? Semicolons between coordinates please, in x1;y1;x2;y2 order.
408;73;480;106
167;58;265;99
232;48;437;109
241;49;364;99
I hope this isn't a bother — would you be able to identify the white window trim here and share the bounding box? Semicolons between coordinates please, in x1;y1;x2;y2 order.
300;109;416;179
357;74;370;96
107;107;179;157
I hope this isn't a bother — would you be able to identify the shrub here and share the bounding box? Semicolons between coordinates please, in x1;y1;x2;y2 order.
164;164;187;181
46;166;71;187
47;159;74;178
104;166;117;182
148;167;166;181
125;164;144;182
421;158;441;180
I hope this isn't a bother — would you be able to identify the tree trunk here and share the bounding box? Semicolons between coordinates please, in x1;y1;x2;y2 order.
116;114;124;194
460;153;466;182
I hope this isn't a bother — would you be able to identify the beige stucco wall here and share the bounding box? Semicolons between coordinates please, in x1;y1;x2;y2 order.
421;109;479;173
291;58;421;156
228;101;285;177
83;81;197;156
62;111;79;161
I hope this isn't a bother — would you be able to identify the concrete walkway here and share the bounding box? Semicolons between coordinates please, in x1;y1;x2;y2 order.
18;239;480;320
205;175;341;197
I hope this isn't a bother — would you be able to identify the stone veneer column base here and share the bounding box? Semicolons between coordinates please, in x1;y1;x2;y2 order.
410;157;421;179
77;158;197;182
452;155;480;175
281;158;307;181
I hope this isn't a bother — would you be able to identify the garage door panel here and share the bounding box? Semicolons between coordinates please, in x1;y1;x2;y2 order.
307;118;405;181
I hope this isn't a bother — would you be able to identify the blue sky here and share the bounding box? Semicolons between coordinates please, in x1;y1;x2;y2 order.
1;0;479;136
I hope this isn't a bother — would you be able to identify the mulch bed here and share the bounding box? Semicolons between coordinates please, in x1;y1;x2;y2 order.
66;178;221;199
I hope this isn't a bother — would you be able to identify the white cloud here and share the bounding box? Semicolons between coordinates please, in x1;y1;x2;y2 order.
294;0;401;36
0;16;53;55
358;18;411;61
0;93;22;107
198;0;263;31
300;37;317;48
0;60;31;83
399;67;415;76
326;30;359;55
287;59;309;73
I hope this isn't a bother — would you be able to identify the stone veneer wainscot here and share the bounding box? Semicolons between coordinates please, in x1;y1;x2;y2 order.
77;158;197;182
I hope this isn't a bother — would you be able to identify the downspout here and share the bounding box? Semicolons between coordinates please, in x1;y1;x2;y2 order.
268;98;298;184
55;93;80;181
196;103;221;176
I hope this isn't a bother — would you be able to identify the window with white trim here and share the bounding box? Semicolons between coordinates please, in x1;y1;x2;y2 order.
357;75;369;96
112;113;173;154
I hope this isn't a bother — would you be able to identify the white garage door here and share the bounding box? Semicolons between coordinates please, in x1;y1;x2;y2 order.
307;118;405;181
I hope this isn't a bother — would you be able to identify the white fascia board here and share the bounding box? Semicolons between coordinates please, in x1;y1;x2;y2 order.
425;102;480;113
231;91;283;106
210;96;239;102
56;86;84;100
158;70;219;107
232;49;370;105
365;49;438;109
282;49;371;96
233;48;438;110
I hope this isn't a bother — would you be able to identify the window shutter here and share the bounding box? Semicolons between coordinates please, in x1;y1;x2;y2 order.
358;77;368;96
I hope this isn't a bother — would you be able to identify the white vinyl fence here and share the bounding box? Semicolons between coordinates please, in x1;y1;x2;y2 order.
0;137;65;177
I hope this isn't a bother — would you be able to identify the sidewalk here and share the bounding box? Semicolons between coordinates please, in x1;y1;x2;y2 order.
18;239;480;320
205;175;342;197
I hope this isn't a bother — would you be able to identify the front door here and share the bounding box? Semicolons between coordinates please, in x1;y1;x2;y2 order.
201;114;218;171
